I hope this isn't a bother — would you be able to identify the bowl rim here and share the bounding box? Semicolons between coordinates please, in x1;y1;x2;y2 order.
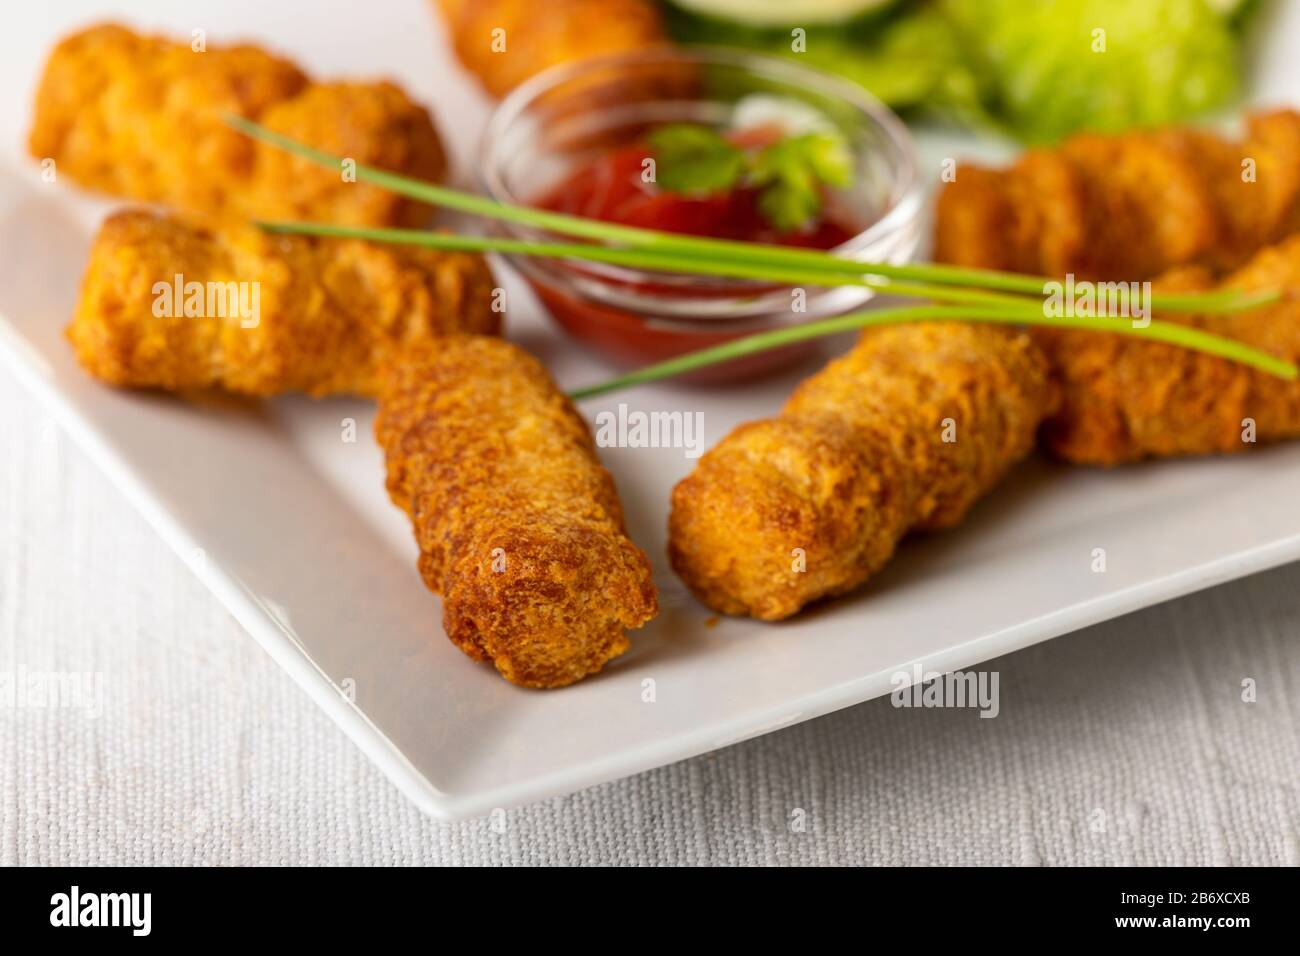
477;44;923;323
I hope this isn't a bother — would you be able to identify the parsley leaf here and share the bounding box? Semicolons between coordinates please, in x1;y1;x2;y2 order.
649;124;854;233
749;133;853;232
648;124;746;194
791;132;854;190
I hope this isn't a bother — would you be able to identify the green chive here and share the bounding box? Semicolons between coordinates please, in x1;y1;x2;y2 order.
256;220;1277;318
225;115;1277;313
225;114;1293;384
256;220;1057;313
567;306;1298;400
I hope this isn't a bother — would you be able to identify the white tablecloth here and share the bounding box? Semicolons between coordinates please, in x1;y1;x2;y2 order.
4;371;1299;866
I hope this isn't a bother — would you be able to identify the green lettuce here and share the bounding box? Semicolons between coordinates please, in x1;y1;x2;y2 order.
665;0;1245;144
940;0;1241;143
664;2;966;110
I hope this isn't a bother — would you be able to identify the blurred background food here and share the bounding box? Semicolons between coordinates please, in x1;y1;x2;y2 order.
440;0;1264;144
435;0;668;98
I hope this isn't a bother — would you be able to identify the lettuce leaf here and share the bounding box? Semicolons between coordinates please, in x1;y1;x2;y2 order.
940;0;1241;143
665;0;1244;144
664;2;966;110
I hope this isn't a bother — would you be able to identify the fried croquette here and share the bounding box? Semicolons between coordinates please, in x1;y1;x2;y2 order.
935;110;1300;279
668;324;1056;620
29;23;446;226
435;0;667;97
935;111;1300;466
374;336;658;687
68;209;499;397
1037;236;1300;465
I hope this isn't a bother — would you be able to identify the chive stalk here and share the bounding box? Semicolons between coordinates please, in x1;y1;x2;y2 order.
224;114;1295;387
226;115;1277;314
568;306;1298;399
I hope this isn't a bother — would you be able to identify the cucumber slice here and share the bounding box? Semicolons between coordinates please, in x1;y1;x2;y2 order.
670;0;895;28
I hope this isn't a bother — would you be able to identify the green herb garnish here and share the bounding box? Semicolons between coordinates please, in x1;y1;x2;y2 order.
565;304;1296;399
223;115;1295;390
647;124;748;194
647;124;853;232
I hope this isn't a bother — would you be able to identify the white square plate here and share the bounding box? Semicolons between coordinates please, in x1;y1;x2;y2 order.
5;0;1300;819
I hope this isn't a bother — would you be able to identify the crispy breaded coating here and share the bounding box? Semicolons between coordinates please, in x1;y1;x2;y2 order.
435;0;666;97
375;337;658;687
937;152;1088;278
29;23;445;226
935;110;1300;279
935;111;1300;466
669;325;1056;620
68;209;499;397
1037;237;1300;465
1061;132;1219;278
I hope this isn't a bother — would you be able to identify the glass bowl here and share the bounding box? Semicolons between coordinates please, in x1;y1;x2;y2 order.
479;46;922;380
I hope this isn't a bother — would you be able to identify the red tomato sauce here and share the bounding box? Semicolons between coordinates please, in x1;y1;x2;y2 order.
534;143;857;249
525;135;862;377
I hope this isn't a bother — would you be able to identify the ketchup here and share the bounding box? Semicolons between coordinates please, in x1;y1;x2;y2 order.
533;143;856;249
525;133;861;378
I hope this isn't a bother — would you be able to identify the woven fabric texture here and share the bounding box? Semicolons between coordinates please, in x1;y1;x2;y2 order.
2;373;1299;866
